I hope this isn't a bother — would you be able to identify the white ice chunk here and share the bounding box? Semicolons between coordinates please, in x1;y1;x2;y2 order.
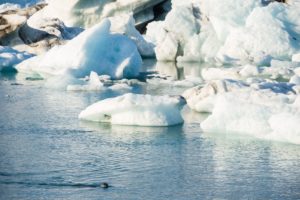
182;79;248;113
239;64;260;77
219;3;300;61
66;71;105;91
16;19;142;79
292;53;300;62
155;33;178;61
201;91;300;144
0;46;33;71
290;75;300;85
109;14;154;57
147;0;300;63
268;113;300;144
79;93;186;126
146;3;200;61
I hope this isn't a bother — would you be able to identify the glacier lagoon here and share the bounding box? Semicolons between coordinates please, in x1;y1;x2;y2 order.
0;61;299;200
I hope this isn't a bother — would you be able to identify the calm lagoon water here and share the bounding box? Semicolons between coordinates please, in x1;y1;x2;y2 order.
0;62;299;200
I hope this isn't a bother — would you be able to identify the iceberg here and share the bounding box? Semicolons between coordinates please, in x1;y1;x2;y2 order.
183;77;300;144
292;53;300;62
16;19;142;79
182;79;249;113
0;46;33;71
218;2;300;62
146;0;300;63
183;78;297;112
79;93;186;126
200;90;300;144
145;3;200;61
109;14;155;57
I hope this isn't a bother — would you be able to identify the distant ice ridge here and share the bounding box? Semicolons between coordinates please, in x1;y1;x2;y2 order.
145;0;300;64
79;93;186;126
183;79;300;144
16;19;142;79
0;46;33;71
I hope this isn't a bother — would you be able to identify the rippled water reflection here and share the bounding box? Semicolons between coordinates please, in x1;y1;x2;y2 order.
0;64;299;199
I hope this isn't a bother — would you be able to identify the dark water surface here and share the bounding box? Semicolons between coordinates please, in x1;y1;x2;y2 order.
0;69;299;200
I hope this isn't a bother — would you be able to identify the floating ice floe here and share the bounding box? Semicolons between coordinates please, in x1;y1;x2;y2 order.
79;93;186;126
0;46;33;71
16;19;142;79
183;78;300;144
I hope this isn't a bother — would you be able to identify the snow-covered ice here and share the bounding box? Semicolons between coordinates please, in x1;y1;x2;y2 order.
79;93;186;126
16;19;142;79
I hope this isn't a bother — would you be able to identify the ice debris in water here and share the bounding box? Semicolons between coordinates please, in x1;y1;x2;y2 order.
66;71;139;92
